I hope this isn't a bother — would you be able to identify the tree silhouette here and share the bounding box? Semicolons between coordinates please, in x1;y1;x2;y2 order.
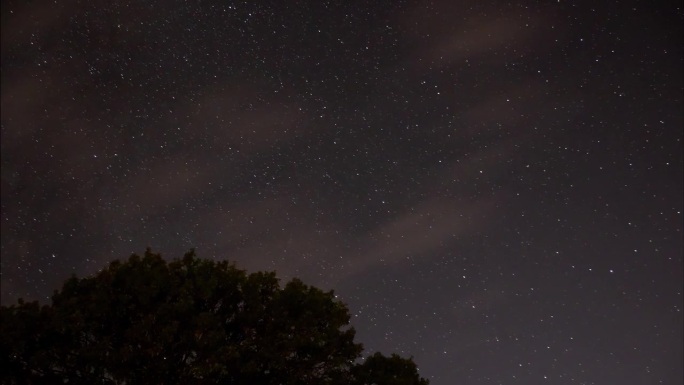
353;352;430;385
1;249;428;385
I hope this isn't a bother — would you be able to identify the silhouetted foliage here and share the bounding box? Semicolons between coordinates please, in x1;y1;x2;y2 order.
353;352;430;385
1;249;428;385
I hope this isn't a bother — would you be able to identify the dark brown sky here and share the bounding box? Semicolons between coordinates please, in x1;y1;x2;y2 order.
2;0;682;383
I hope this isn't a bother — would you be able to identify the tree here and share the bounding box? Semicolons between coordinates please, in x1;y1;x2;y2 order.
353;352;430;385
1;249;428;385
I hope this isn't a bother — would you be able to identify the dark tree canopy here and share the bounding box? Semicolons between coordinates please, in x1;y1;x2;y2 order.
1;249;428;385
353;353;430;385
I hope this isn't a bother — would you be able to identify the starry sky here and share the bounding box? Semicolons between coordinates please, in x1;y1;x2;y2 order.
1;0;683;384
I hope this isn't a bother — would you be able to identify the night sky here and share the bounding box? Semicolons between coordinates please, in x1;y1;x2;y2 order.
2;0;683;384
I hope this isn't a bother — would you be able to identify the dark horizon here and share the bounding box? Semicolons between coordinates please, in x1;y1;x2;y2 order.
2;1;682;384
